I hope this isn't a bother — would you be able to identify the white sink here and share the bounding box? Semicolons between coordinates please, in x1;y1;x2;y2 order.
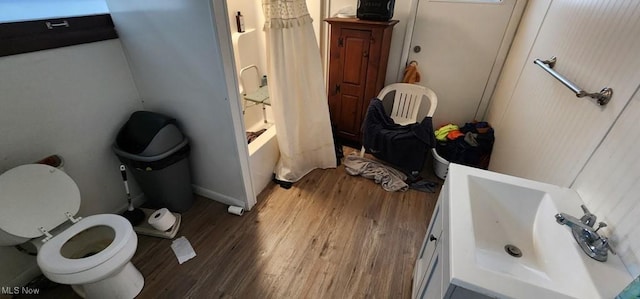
447;164;631;299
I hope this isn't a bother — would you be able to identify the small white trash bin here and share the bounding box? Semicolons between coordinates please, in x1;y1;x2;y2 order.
432;148;449;180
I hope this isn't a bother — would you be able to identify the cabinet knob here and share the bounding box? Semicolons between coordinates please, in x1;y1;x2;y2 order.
413;45;422;53
429;234;437;242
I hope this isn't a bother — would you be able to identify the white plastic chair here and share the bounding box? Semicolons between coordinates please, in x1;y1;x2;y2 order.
239;64;261;96
239;64;270;123
360;83;438;157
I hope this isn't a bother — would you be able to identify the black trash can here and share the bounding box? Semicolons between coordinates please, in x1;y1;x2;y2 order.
113;111;194;212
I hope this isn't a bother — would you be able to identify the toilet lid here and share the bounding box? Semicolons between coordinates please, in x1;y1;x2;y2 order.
0;164;80;238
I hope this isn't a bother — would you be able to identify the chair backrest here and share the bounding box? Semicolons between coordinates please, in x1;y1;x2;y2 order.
377;83;438;125
239;64;261;94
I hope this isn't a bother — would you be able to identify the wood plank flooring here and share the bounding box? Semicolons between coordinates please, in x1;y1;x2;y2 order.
32;147;440;298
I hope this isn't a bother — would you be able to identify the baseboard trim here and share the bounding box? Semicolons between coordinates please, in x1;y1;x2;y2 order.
192;185;246;209
9;262;40;288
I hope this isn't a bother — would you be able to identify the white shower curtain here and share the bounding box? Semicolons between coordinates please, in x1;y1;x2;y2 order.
263;0;337;182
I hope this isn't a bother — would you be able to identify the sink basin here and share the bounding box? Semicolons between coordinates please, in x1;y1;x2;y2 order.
466;175;596;297
447;164;630;299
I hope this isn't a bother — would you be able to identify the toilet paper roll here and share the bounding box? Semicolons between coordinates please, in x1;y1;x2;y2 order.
148;208;176;231
227;205;244;216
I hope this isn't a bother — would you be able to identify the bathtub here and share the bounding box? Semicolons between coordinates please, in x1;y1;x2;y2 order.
232;27;279;197
245;103;279;197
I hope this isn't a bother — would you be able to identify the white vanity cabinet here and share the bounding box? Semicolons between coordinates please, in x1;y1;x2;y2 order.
412;189;444;299
413;177;492;299
413;164;632;298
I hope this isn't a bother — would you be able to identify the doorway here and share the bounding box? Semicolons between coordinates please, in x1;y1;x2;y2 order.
211;0;330;204
400;0;526;126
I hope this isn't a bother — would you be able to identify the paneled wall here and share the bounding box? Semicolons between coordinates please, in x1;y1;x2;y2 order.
485;0;552;130
573;91;640;277
486;0;640;278
488;0;640;187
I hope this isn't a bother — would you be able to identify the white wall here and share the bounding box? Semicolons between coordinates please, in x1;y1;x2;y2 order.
573;91;640;277
0;40;143;217
227;0;268;79
0;40;143;286
105;0;254;209
485;0;640;279
488;0;640;186
383;0;411;84
485;0;552;130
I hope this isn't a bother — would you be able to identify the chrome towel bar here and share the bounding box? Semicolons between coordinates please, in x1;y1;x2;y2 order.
534;57;612;106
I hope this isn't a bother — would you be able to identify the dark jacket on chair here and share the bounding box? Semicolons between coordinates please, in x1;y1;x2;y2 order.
362;99;435;174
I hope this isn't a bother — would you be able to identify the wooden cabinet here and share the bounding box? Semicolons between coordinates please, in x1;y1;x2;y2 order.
325;18;398;143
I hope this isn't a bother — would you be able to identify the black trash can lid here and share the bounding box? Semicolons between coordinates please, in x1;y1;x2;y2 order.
116;111;178;154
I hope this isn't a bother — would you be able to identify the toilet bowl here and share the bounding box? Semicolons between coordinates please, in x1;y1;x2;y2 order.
0;164;144;298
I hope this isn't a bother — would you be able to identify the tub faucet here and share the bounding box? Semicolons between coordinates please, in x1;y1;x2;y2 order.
555;205;615;262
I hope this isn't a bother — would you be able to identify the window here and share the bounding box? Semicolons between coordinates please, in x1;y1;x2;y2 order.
0;0;116;57
0;0;109;23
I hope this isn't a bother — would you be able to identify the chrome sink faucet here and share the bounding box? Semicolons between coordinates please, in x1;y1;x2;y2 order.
555;205;616;262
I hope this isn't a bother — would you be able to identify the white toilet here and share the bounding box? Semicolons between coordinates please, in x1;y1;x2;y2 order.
0;164;144;298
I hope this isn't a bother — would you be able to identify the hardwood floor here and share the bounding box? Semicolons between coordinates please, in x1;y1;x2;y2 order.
32;147;440;298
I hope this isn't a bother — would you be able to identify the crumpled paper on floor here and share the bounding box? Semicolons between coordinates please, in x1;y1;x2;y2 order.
170;236;196;264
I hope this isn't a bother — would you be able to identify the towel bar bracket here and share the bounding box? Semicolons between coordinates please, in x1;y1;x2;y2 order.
534;56;612;106
578;87;613;106
540;56;556;68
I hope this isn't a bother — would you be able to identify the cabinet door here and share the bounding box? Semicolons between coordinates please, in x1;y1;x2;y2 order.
328;28;371;138
417;242;443;299
413;204;442;298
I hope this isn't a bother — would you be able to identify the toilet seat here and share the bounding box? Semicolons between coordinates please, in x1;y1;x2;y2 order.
37;214;136;277
0;164;80;245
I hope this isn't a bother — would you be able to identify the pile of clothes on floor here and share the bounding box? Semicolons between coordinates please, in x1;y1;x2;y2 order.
434;121;495;169
343;97;440;193
343;153;438;193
